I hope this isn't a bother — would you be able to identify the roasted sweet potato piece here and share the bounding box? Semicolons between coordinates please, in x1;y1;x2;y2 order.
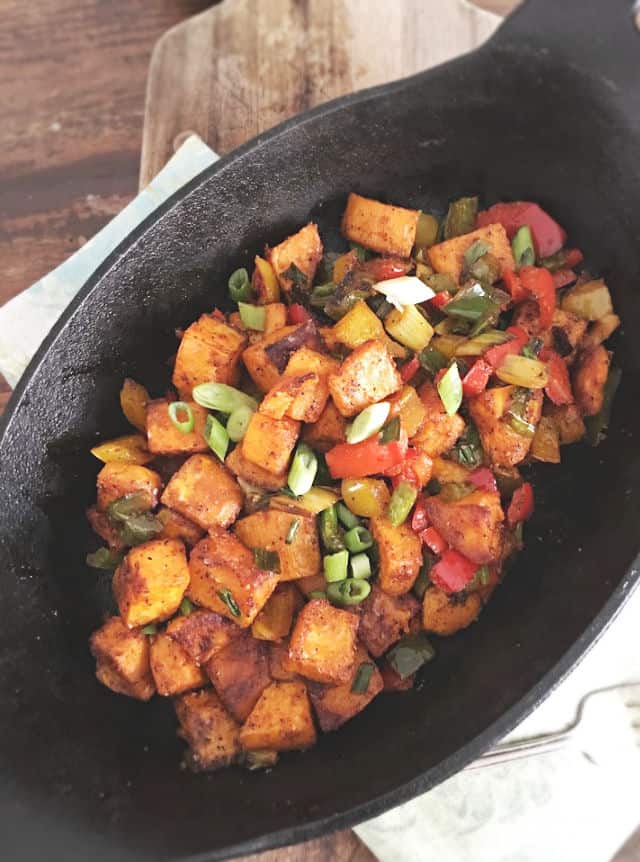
545;402;586;444
167;610;242;665
113;538;190;628
329;339;402;417
251;583;304;641
149;631;207;696
263;303;288;333
234;509;321;582
428;223;514;282
260;373;329;423
239;680;317;751
269;640;299;680
581;313;620;349
146;399;209;455
156;506;205;547
512;301;587;363
241;412;300;475
285;347;340;379
369;517;422;596
225;444;287;492
359;585;421;657
90;616;155;701
468;385;543;467
205;632;271;722
288;599;359;684
172;314;247;399
243;323;321;392
572;345;610;416
388;385;428;438
161;454;243;530
422;586;482;635
425;489;504;564
341;192;419;257
86;505;125;551
301;399;347;452
96;462;163;512
174;689;240;771
188;532;279;627
412;382;465;457
268;223;323;296
308;645;383;732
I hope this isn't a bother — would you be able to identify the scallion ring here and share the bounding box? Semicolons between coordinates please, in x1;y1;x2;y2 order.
323;549;349;583
437;363;463;416
192;382;258;414
350;552;372;580
326;577;371;606
343;525;373;553
287;443;318;496
168;401;195;433
204;414;229;461
228;267;253;303
238;302;266;331
346;402;391;444
226;404;254;442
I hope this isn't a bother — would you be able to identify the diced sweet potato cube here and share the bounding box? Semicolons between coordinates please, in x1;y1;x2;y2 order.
370;517;422;596
260;373;329;423
149;631;207;696
146;399;209;455
242;325;296;392
96;462;163;512
188;532;279;627
359;585;421;657
86;505;125;551
572;345;610;416
412;382;465;457
90;616;155;701
167;610;243;665
156;506;204;547
425;489;504;564
113;538;190;628
545;403;586;444
341;193;419;257
234;509;321;582
329;339;402;417
427;223;514;282
241;412;300;475
293;573;326;597
285;347;340;379
225;444;287;491
422;586;482;635
512;301;587;364
161;454;243;530
269;640;299;680
251;583;304;641
263;303;288;333
302;399;347;452
388;385;428;438
308;645;383;731
174;689;240;771
172;314;247;399
239;680;317;751
288;599;359;684
268;223;323;295
331;299;386;349
205;632;271;722
468;385;543;467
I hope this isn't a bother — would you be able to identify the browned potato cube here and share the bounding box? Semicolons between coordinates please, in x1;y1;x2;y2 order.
288;599;359;684
113;538;190;628
422;586;482;635
86;506;125;551
96;462;163;512
90;616;155;701
294;574;327;597
225;444;287;491
263;303;288;333
308;645;383;732
412;382;465;457
268;223;323;295
167;610;243;665
234;509;321;582
428;223;514;282
174;689;240;771
149;631;207;696
512;302;587;364
156;506;204;547
341;192;419;257
239;680;317;751
205;632;271;722
388;384;428;438
370;517;422;596
172;314;247;399
188;532;279;627
269;640;299;681
328;340;402;417
572;345;610;416
425;489;504;565
146;399;209;455
241;412;300;475
285;347;340;379
260;373;329;423
468;385;543;467
359;585;421;657
243;323;322;392
251;583;304;641
302;399;347;452
161;454;243;530
545;403;586;445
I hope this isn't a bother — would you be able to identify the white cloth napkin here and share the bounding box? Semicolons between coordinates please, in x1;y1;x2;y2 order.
1;135;638;862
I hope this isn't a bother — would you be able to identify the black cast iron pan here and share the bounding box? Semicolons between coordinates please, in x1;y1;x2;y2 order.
1;0;640;859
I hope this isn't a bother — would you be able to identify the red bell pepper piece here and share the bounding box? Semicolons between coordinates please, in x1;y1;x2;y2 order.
429;291;452;310
462;359;492;397
477;201;567;257
552;269;577;289
362;257;411;281
430;549;479;594
519;266;556;329
399;355;420;383
541;348;573;405
484;325;529;369
326;435;407;479
287;303;312;325
468;466;498;492
502;268;528;302
507;482;534;525
411;496;429;532
420;526;447;555
564;248;584;268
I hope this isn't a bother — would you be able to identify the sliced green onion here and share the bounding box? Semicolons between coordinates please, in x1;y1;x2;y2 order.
514;522;525;545
226;404;254;442
443;196;478;239
85;547;124;571
350;552;372;580
349;242;369;262
379;415;401;444
180;597;195;616
192;382;258;414
347;402;391;444
351;661;375;694
319;504;345;552
439;481;474;503
238;302;266;331
285;518;301;544
511;225;535;268
107;493;149;521
253;548;281;572
419;344;448;376
218;588;241;617
442;283;499;322
586;366;621;446
204;414;229;461
455;329;510;357
336;502;361;530
168;401;195;433
120;513;163;546
495;354;548;388
452;424;483;469
323;549;349;583
141;624;157;636
387;481;418;527
437;363;463;416
326;577;371;606
288;443;318;496
386;634;436;679
310;282;336;308
344;525;373;552
228;267;253;302
506;387;536;437
245;750;278;770
412;554;435;599
463;239;490;270
309;590;328;599
414;212;440;250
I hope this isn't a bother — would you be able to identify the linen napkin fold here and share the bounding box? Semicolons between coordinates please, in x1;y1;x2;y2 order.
1;134;638;862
